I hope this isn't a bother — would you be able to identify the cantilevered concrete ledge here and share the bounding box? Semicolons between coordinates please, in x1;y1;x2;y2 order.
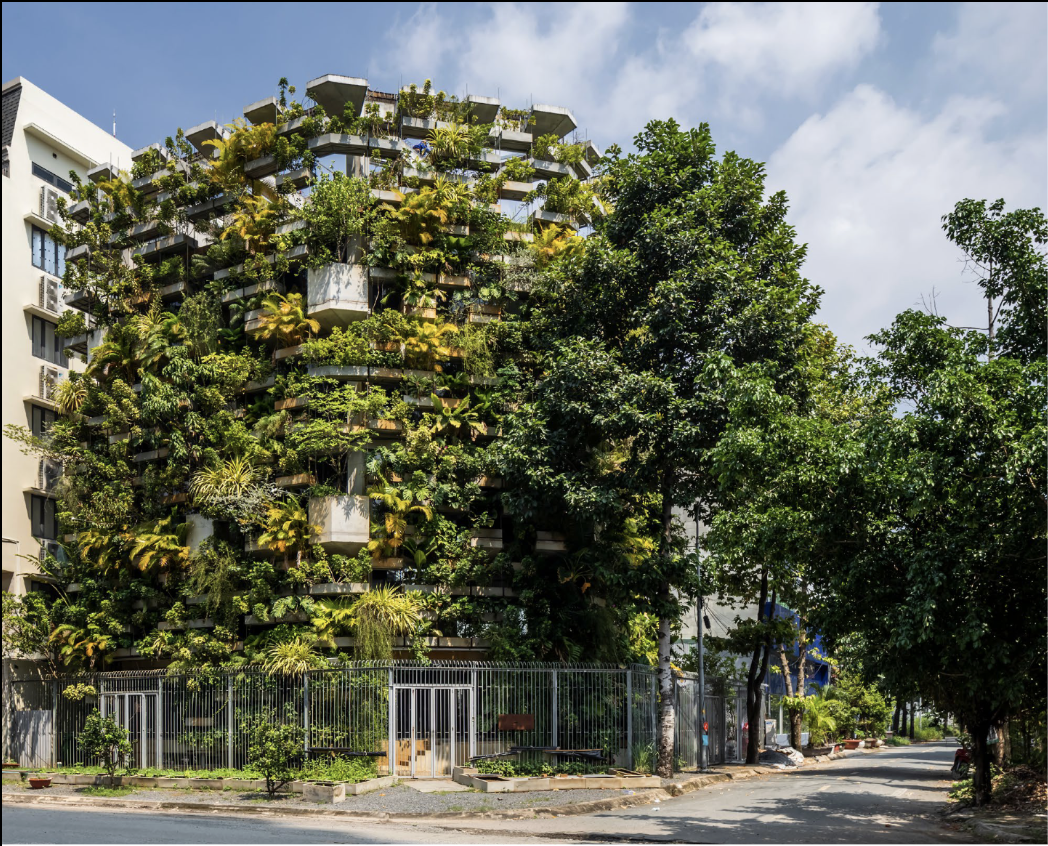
465;94;500;123
185;120;230;154
306;74;368;117
243;96;278;125
531;104;577;138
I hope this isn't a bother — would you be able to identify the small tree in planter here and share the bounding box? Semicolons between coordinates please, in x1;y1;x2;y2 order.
243;707;305;796
78;709;133;785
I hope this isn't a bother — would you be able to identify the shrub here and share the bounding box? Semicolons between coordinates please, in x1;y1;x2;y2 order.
885;736;911;746
299;755;376;784
77;709;133;784
242;706;305;796
914;725;944;742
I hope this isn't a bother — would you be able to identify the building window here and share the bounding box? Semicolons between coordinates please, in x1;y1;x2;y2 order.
31;405;57;438
32;316;64;366
31;225;65;277
31;494;58;540
32;162;73;193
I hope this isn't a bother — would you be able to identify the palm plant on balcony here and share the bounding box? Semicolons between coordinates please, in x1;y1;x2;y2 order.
403;320;457;369
347;586;423;660
531;223;584;268
258;499;318;569
54;376;88;415
128;517;190;573
366;476;433;562
428;394;484;441
203;120;278;190
256;292;320;347
222;194;283;254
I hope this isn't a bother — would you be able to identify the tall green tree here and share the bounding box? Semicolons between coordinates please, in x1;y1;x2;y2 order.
502;120;820;774
813;200;1046;805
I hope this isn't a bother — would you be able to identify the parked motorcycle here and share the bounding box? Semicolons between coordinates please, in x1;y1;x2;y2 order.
951;746;970;777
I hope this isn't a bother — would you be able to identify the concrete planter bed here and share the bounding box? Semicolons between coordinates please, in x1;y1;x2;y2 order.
2;770;397;799
452;766;659;793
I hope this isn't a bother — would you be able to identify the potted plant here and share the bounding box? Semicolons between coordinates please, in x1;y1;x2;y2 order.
28;774;53;789
2;760;19;770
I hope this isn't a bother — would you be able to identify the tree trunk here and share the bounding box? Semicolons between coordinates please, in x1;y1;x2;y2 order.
971;720;994;806
656;597;675;777
745;571;775;765
654;473;677;779
993;718;1010;768
892;702;901;734
908;701;915;740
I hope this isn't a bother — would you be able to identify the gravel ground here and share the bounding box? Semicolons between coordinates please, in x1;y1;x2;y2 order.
2;780;625;815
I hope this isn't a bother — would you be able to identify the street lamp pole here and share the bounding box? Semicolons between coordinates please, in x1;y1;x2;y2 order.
695;506;707;771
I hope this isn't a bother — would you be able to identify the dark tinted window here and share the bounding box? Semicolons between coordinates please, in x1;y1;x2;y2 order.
32;162;73;193
31;225;65;277
31;494;58;540
32;316;63;365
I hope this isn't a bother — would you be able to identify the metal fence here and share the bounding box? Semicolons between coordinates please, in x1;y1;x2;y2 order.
4;662;752;775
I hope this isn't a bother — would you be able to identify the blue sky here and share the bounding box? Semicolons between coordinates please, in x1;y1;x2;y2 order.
4;2;1045;352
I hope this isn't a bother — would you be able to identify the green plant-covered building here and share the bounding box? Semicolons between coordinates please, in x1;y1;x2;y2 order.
17;75;616;671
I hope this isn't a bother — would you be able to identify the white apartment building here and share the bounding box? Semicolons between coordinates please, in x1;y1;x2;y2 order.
1;77;132;596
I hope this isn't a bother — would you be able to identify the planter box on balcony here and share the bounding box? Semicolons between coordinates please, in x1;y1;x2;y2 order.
309;582;369;596
309;495;369;554
499;180;534;201
372;557;407;570
528;158;573;180
305;365;369;382
274;396;308;411
437;274;470;290
308;133;369;158
275;473;315;488
493;129;532;152
273;344;302;361
402;305;437;321
400;116;451;139
535;531;567;554
307;263;369;327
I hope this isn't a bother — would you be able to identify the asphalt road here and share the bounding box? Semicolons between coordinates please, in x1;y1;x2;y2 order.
1;742;969;844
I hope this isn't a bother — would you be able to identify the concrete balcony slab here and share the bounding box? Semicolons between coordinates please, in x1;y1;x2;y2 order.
465;94;500;124
308;133;369;157
244;96;278;125
530;104;577;139
185;120;230;155
307;74;368;118
307;262;369;327
87;162;120;183
310;495;370;554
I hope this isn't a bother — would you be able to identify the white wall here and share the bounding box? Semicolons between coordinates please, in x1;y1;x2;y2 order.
1;77;132;594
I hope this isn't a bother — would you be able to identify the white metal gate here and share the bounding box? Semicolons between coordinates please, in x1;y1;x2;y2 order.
101;691;160;769
391;686;471;777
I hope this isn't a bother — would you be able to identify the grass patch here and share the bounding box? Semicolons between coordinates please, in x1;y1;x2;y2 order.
81;785;136;798
885;736;911;746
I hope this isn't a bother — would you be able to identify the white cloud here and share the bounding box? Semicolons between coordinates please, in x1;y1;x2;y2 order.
768;84;1047;352
933;2;1048;103
372;2;885;137
683;2;882;96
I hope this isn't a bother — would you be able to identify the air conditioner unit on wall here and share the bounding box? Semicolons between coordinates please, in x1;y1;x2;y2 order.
39;365;61;400
40;185;60;223
38;274;61;313
38;458;61;491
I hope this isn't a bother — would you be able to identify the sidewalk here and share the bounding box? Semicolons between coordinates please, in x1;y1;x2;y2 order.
1;748;865;823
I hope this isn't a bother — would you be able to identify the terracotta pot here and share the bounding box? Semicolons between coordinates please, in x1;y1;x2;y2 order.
2;763;18;769
28;777;52;789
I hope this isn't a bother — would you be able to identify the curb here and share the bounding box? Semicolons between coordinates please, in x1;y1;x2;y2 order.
1;787;671;822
